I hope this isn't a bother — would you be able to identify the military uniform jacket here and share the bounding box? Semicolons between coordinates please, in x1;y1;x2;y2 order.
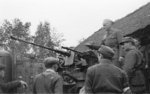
102;28;123;68
33;69;63;94
123;47;146;93
103;28;122;48
84;59;129;94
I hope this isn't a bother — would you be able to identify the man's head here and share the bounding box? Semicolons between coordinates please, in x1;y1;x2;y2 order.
120;37;136;50
98;45;115;60
44;57;59;71
0;64;5;78
102;19;114;31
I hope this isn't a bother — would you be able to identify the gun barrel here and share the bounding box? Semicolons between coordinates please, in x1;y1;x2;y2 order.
62;46;83;54
10;36;70;56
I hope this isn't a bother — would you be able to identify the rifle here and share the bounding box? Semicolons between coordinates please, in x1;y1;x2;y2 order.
10;36;70;57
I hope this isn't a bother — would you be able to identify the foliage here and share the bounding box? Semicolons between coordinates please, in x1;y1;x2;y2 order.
51;27;65;46
33;22;56;59
0;19;65;60
0;19;32;59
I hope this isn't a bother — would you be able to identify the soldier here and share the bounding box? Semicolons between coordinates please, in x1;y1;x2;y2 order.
77;41;99;67
33;57;63;94
84;45;130;94
120;37;146;93
101;19;123;68
0;42;28;93
0;64;28;93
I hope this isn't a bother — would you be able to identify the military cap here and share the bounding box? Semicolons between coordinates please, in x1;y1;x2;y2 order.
98;45;115;59
44;57;59;66
103;19;114;24
0;64;5;70
120;37;135;45
103;19;114;28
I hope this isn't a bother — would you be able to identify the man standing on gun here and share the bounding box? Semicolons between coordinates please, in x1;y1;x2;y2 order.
101;19;123;68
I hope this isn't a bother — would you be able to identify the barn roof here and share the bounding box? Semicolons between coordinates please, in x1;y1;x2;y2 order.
75;2;150;52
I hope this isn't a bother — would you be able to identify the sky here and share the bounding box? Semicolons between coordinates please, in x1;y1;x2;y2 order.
0;0;149;47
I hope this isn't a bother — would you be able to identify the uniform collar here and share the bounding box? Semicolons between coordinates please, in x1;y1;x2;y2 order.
99;59;112;65
45;69;56;73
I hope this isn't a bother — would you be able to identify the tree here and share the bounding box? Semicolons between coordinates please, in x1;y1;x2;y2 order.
51;27;65;46
33;22;56;59
0;19;32;59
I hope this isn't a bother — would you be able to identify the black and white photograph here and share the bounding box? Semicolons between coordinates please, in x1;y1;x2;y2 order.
0;0;150;94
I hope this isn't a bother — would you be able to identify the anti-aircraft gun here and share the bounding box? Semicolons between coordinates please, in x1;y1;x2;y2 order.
10;36;85;94
10;36;101;93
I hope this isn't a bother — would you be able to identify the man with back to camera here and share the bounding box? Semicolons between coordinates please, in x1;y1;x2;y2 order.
33;57;63;94
84;45;130;94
